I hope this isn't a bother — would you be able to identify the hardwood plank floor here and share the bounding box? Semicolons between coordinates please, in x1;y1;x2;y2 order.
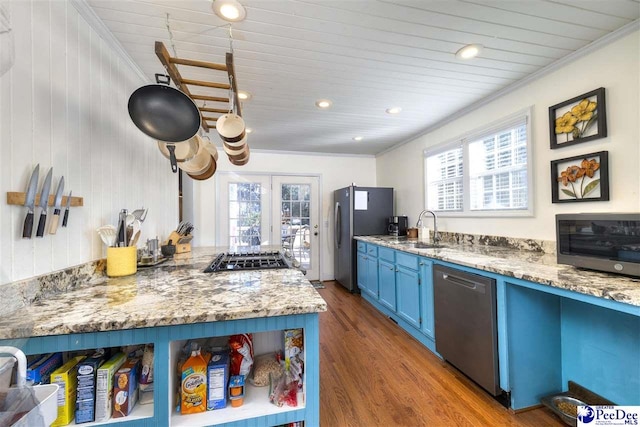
317;281;564;427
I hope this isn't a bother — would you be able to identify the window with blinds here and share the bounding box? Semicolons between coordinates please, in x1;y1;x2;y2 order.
424;109;532;216
426;146;463;211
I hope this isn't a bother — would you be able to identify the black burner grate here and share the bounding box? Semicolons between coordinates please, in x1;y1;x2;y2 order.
204;251;290;273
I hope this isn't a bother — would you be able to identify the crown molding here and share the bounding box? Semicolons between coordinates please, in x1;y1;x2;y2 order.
377;19;640;157
70;0;149;83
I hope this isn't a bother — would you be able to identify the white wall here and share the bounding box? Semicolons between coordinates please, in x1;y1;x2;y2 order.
376;31;640;241
0;1;178;285
187;150;377;280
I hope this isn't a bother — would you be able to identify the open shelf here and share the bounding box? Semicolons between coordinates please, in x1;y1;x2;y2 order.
67;402;154;426
168;330;306;426
171;384;303;427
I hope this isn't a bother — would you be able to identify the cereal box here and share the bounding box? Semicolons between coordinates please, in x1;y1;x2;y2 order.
95;352;126;422
51;355;85;427
75;349;110;424
26;352;62;385
112;358;140;418
207;351;229;410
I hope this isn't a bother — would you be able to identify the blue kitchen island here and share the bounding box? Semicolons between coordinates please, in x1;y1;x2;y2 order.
0;247;327;427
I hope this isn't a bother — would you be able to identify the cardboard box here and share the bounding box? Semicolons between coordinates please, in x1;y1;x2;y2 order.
75;349;110;424
95;352;126;422
26;352;63;385
51;355;85;427
112;358;140;418
207;351;229;410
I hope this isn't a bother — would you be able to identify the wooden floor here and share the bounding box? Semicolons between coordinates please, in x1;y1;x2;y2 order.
316;281;564;427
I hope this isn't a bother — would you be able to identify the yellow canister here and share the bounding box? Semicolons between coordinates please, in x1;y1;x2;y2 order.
106;246;137;277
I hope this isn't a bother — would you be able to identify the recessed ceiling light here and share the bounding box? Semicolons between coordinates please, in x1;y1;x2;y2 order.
212;0;246;22
246;128;253;134
237;90;251;101
353;136;363;141
315;99;333;109
385;107;402;114
455;44;483;60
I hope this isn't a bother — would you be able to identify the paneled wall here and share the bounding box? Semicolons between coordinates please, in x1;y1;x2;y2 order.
0;1;178;285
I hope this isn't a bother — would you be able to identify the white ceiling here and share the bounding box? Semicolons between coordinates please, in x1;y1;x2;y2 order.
87;0;640;155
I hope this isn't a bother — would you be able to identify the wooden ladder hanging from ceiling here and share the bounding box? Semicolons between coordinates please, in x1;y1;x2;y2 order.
154;41;242;133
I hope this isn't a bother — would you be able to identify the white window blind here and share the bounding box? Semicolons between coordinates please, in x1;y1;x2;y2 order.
426;145;463;211
468;118;528;211
424;109;533;217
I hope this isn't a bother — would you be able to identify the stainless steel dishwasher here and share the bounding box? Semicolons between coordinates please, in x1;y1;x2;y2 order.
433;265;501;396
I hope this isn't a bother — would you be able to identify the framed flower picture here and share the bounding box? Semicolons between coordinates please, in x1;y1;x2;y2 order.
551;151;609;203
549;87;607;149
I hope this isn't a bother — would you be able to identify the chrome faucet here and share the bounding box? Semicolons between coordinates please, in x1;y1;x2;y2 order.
416;210;439;243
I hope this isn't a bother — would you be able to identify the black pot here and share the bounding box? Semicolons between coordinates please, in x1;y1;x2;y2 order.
128;74;201;172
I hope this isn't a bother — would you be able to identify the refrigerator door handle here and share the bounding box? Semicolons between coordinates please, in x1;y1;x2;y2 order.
334;202;341;249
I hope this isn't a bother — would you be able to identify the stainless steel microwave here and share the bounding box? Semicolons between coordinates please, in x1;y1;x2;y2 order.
556;213;640;277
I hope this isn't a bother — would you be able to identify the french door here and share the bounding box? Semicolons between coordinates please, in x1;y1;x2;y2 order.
216;173;321;280
271;176;320;281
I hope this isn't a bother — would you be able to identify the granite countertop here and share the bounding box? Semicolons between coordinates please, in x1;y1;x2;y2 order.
356;235;640;309
0;247;327;340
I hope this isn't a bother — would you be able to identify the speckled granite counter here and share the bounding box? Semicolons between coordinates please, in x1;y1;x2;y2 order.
0;247;327;340
356;235;640;308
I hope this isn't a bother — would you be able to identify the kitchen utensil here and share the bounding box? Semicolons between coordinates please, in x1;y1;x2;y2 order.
97;225;117;247
161;241;176;257
48;176;64;234
130;230;141;247
131;207;148;223
216;113;246;143
36;167;53;238
62;190;72;227
201;136;219;161
22;164;39;238
157;137;199;166
116;209;128;247
128;74;201;143
177;135;212;174
229;146;250;166
187;155;216;181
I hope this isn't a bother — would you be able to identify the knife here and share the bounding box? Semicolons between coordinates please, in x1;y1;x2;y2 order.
48;176;64;234
35;167;53;238
62;190;72;227
22;164;40;238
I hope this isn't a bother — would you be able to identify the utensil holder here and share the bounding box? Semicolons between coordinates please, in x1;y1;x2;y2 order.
167;231;192;254
106;246;137;277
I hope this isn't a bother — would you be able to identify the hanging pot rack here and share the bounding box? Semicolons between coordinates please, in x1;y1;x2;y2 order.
154;41;242;132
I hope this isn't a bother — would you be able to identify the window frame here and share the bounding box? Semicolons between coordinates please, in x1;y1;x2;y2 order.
423;107;534;218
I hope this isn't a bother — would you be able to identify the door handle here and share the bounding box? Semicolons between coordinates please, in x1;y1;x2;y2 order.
314;231;318;236
442;273;478;290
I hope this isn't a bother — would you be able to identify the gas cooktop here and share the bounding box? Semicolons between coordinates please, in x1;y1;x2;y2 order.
204;251;291;273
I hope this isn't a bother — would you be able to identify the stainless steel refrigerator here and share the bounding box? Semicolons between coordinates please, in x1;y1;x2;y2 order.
333;186;394;292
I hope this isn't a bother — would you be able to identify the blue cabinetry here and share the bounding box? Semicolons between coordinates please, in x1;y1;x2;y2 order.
357;243;378;299
378;247;396;310
396;266;421;329
419;259;435;339
357;243;437;353
356;239;640;412
378;259;396;310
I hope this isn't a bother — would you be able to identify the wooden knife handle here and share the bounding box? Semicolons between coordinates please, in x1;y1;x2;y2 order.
22;212;34;239
62;209;69;227
49;210;60;234
36;213;47;238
